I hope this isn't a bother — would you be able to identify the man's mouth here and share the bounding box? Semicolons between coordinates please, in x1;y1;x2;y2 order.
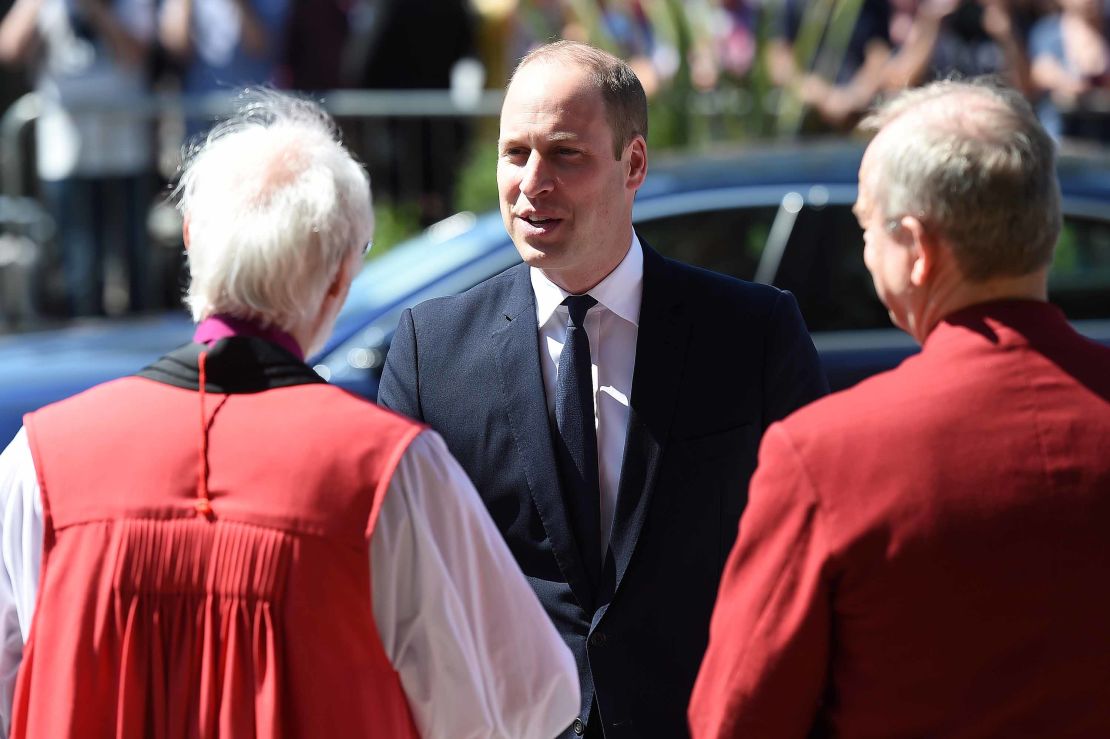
517;214;563;234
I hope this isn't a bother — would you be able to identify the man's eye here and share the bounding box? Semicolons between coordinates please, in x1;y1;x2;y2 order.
501;147;527;159
557;148;580;156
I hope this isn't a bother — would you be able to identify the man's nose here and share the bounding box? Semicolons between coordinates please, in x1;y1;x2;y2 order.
519;151;553;198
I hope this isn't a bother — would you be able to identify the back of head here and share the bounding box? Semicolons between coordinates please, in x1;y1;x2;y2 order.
176;91;373;331
512;40;648;159
859;79;1061;282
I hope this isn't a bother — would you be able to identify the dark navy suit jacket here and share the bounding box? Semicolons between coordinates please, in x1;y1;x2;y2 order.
378;242;829;738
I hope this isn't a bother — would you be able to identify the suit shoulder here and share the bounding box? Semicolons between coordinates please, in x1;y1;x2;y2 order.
667;257;784;307
663;257;793;329
408;262;526;325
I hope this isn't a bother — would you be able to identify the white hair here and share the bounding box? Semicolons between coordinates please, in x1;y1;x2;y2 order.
176;90;373;329
859;78;1060;281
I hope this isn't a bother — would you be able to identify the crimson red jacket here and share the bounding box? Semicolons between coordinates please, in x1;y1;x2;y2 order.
690;300;1110;738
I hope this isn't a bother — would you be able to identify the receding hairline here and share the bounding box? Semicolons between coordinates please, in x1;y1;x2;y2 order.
861;82;1021;141
508;41;648;157
858;85;1034;194
511;40;618;83
855;78;1062;281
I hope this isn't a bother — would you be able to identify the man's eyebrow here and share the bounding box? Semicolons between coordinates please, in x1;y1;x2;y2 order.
498;132;585;150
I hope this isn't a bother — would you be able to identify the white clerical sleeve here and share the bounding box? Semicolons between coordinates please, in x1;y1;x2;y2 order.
0;429;42;739
371;430;580;739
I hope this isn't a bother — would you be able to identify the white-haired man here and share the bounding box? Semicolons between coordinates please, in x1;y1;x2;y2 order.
0;92;579;738
690;79;1110;737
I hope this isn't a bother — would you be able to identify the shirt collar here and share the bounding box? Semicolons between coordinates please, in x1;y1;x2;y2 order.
193;314;305;361
530;233;644;328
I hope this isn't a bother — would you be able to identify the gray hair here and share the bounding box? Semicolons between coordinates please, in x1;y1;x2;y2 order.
859;78;1061;281
513;40;648;159
175;90;373;328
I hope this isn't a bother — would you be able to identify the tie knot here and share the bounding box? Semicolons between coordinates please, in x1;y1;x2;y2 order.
562;294;597;327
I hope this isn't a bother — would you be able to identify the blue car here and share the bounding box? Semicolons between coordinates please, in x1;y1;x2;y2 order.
3;140;1109;446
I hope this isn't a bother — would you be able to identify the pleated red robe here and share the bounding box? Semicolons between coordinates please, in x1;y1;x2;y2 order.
13;339;423;738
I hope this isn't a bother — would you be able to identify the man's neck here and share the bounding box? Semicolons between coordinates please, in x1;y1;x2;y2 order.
542;243;634;295
914;270;1050;343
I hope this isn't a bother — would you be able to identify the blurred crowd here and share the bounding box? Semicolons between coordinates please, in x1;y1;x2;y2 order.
0;0;478;319
0;0;1108;321
507;0;1110;139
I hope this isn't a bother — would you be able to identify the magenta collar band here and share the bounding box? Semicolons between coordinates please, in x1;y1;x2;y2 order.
193;314;304;361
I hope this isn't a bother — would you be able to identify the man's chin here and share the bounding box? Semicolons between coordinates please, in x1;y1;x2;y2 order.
514;239;564;267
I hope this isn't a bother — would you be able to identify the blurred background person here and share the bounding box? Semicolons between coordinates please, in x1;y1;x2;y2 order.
1029;0;1110;140
766;0;895;133
0;0;29;116
278;0;346;92
0;0;155;317
885;0;1034;94
0;90;579;739
159;0;290;133
339;0;476;225
713;0;759;82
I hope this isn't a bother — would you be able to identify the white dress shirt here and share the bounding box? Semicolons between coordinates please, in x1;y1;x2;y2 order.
0;427;579;739
531;235;643;557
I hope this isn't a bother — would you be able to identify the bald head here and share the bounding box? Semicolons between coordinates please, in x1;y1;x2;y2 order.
858;79;1061;281
511;40;648;159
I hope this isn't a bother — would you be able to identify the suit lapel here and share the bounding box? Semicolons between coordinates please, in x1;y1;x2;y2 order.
492;266;597;610
607;244;690;598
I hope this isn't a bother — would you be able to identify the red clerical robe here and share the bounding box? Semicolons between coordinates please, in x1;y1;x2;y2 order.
13;339;422;738
690;300;1110;738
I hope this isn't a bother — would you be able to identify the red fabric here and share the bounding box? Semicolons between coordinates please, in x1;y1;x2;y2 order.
15;376;423;738
690;301;1110;738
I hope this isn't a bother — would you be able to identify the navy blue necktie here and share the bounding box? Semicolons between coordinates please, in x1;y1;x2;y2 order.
555;294;602;586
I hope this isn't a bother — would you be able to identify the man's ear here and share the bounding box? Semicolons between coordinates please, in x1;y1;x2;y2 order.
326;250;357;298
625;135;648;190
901;215;939;287
182;215;191;250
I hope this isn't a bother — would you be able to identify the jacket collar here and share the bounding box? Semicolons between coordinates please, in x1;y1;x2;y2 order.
136;336;326;393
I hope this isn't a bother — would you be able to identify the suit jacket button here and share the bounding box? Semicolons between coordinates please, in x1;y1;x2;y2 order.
589;631;607;647
572;718;586;735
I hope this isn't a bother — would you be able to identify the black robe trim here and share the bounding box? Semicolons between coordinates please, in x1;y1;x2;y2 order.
135;337;327;394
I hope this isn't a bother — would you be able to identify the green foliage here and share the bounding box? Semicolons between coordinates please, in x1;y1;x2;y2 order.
368;201;423;260
1054;223;1079;273
454;137;501;214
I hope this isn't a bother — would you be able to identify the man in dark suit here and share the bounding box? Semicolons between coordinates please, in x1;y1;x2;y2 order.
379;40;828;739
690;78;1110;738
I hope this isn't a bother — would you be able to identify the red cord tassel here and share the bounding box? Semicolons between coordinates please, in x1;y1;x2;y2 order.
196;350;213;518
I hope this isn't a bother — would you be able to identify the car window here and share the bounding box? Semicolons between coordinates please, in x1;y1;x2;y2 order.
773;204;889;332
1050;214;1110;321
637;203;890;333
636;206;776;283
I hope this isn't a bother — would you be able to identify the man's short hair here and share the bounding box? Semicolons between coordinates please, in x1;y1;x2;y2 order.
859;78;1061;281
175;90;373;329
512;40;648;159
